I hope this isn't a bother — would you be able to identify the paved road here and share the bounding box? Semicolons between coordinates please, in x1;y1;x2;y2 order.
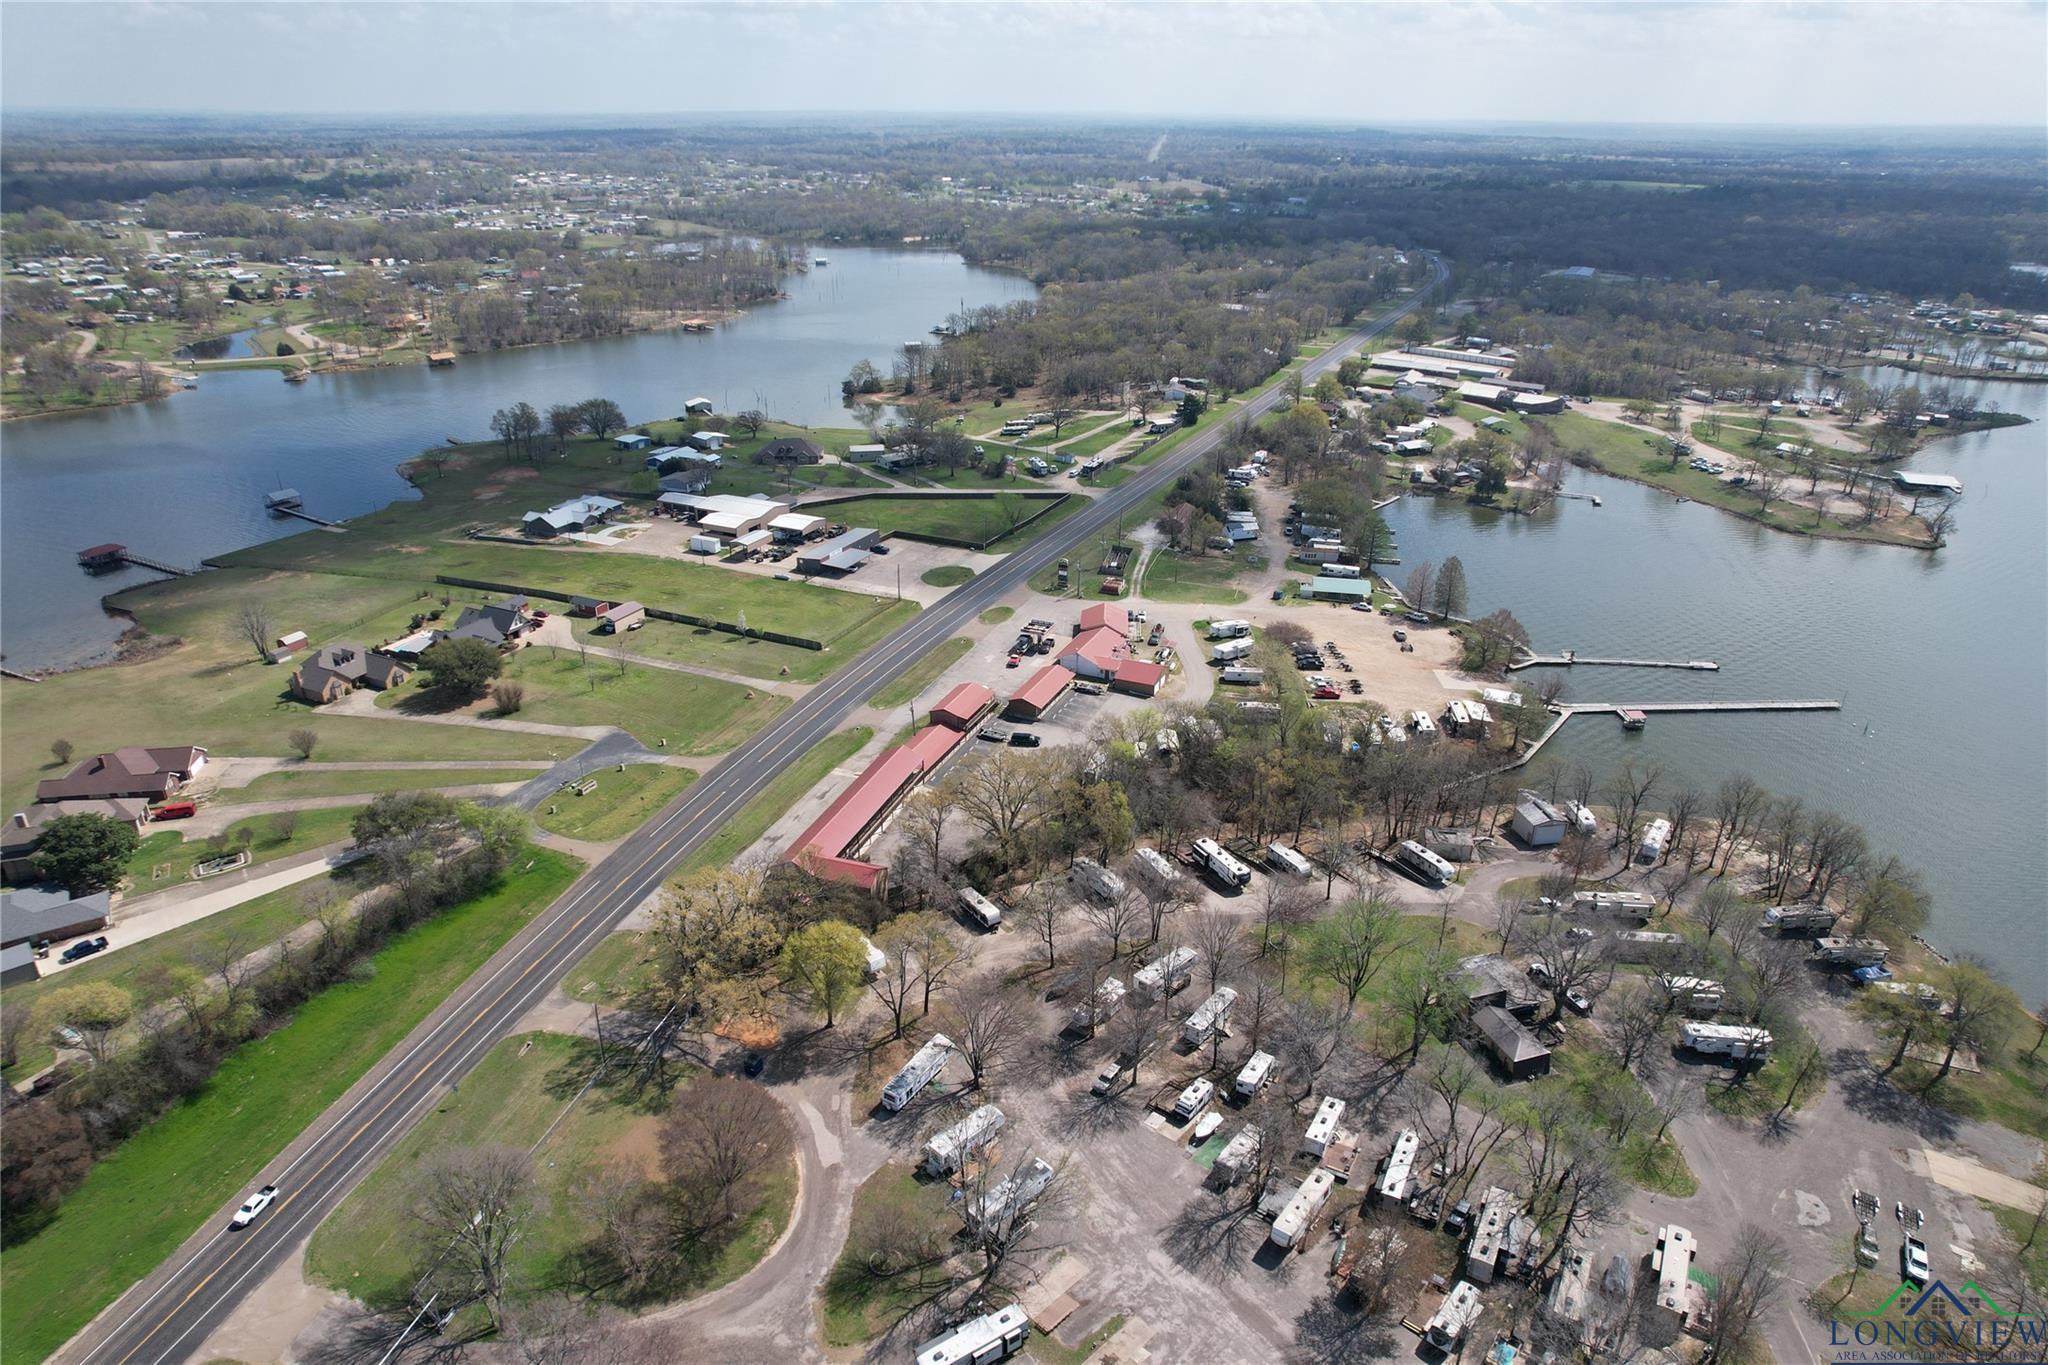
63;256;1445;1365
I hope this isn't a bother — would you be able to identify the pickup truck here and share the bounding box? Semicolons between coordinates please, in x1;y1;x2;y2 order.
58;936;109;964
231;1184;279;1229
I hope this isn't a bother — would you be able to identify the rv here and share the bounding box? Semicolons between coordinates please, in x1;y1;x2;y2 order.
914;1305;1032;1365
1408;710;1439;741
1193;837;1253;888
1396;840;1458;885
1173;1078;1216;1120
1207;620;1252;640
1182;986;1238;1046
1302;1095;1346;1157
1210;638;1255;663
1210;1126;1262;1187
1563;800;1599;835
881;1034;956;1111
1133;946;1199;1001
1070;857;1126;903
1680;1021;1773;1061
1762;903;1838;935
1613;930;1684;962
1374;1129;1421;1205
1131;846;1183;892
1265;842;1315;879
1657;975;1725;1016
1651;1225;1699;1329
1269;1168;1337;1250
1423;1281;1484;1352
1319;562;1362;580
1637;818;1672;863
1234;1050;1276;1098
922;1104;1006;1176
957;887;1003;931
1812;936;1890;967
1219;666;1265;686
860;933;887;979
1568;889;1656;920
1465;1186;1519;1285
1068;976;1125;1033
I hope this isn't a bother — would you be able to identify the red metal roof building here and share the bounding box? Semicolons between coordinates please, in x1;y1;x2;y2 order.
784;723;973;895
1077;603;1128;638
1058;627;1129;680
929;682;998;732
1109;659;1167;696
1005;664;1075;721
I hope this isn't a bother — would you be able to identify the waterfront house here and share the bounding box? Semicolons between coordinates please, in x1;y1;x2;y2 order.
289;642;411;705
756;437;825;467
522;494;624;537
440;596;535;649
36;746;207;804
613;433;653;451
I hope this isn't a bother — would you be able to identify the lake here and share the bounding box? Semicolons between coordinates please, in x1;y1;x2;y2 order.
0;247;1035;672
1384;372;2047;999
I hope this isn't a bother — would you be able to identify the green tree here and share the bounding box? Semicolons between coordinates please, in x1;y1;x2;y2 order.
575;397;624;439
1931;961;2018;1083
1433;555;1469;620
34;981;134;1063
780;921;869;1028
1305;897;1402;1017
419;636;504;697
29;813;139;891
1853;987;1935;1075
1848;860;1930;944
1176;391;1206;427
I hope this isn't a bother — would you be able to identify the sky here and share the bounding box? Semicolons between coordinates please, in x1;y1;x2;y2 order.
2;1;2045;128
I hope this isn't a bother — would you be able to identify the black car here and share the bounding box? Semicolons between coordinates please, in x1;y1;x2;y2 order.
58;936;109;964
1444;1199;1474;1238
1008;731;1042;748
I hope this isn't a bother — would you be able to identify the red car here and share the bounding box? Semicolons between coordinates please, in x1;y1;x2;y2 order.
1007;654;1021;668
1312;684;1341;700
152;801;198;820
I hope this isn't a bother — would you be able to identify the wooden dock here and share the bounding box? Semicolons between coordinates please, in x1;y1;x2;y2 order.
1494;698;1843;771
1508;653;1719;672
272;506;346;529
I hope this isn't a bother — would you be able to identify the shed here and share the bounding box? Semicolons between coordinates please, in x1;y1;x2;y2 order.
1006;664;1075;721
930;682;998;732
1511;795;1569;847
796;527;881;576
274;630;309;652
569;595;612;617
598;601;646;634
684;397;714;415
1307;576;1372;602
614;433;653;450
686;430;727;451
0;941;37;988
1472;1004;1551;1080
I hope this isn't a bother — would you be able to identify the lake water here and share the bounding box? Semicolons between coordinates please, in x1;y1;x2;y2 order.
1384;372;2048;999
0;248;1034;671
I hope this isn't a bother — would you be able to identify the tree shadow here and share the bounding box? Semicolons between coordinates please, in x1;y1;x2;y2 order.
1161;1189;1266;1281
297;1301;485;1365
1289;1292;1405;1365
1046;1088;1143;1143
1834;1053;1961;1143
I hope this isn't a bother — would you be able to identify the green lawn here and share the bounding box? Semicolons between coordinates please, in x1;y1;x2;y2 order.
1540;1046;1698;1196
559;930;655;1007
688;726;872;874
871;638;974;711
534;763;699;841
979;607;1014;625
579;601;918;685
215;766;542;804
816;494;1078;547
920;565;975;588
1055;419;1139;460
0;849;584;1365
124;805;362;895
381;650;785;756
822;1163;957;1346
1138;548;1249;605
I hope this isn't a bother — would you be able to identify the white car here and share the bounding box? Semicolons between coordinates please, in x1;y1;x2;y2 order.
230;1184;279;1229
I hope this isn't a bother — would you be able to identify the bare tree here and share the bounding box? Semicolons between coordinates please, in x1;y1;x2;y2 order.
510;1293;684;1365
898;789;953;903
659;1076;791;1226
236;601;273;662
945;986;1024;1091
868;919;921;1039
953;1153;1073;1296
1710;774;1770;872
410;1145;536;1324
1256;876;1317;957
951;750;1054;866
1305;896;1403;1017
288;728;318;761
1406;1045;1519;1210
1491;895;1530;955
908;915;966;1017
1276;997;1353;1103
1700;1227;1788;1362
1688;879;1742;944
1531;928;1614;1024
1113;993;1170;1086
1604;759;1662;856
1079;889;1146;962
1741;937;1806;1025
1605;980;1667;1073
1022;886;1066;970
1188;911;1243;994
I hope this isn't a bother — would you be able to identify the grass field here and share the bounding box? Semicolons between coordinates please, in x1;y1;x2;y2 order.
215;766;541;804
124;805;362;895
822;1163;957;1346
1055;418;1139;460
979;606;1014;625
583;598;919;685
920;565;975;588
533;763;698;841
559;930;655;1007
1138;547;1249;605
871;638;974;711
814;494;1079;547
689;725;872;874
377;649;787;755
308;1032;795;1313
0;849;584;1365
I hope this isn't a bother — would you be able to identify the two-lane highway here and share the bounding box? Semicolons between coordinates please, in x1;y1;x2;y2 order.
64;255;1443;1364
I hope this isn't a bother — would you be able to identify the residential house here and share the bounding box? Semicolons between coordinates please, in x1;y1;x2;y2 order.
289;642;411;705
756;437;824;466
1472;1004;1552;1080
1;886;113;950
522;494;624;538
36;746;207;804
1460;953;1546;1019
440;596;535;649
2;799;148;884
598;601;646;634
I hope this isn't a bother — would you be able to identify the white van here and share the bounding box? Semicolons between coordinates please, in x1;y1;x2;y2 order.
957;887;1002;931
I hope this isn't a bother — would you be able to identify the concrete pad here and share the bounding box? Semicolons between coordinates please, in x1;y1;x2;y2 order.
1089;1315;1153;1364
190;1239;339;1364
1795;1190;1831;1228
1921;1150;2048;1214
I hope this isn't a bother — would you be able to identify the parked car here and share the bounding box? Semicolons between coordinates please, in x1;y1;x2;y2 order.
1444;1200;1474;1238
1092;1059;1129;1095
1008;731;1042;748
1007;654;1022;668
1393;629;1407;643
1405;611;1430;625
58;936;108;964
1074;681;1106;695
980;724;1012;742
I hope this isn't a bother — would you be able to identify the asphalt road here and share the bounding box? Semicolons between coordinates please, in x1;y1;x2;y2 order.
64;255;1445;1365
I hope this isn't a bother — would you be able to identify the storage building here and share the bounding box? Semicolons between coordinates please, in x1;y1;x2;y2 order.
1472;1004;1551;1080
1005;663;1075;721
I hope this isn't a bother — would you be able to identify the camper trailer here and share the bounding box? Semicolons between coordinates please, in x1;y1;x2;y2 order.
860;934;887;979
1211;1127;1262;1187
1219;666;1265;686
1637;818;1672;863
1207;619;1252;640
1612;930;1684;962
1374;1129;1421;1205
1657;975;1725;1016
1132;946;1199;1001
1302;1095;1346;1157
1265;842;1315;879
1193;837;1253;888
1396;840;1457;885
1132;846;1183;892
882;1034;956;1111
1680;1021;1773;1061
922;1105;1006;1176
914;1305;1032;1365
1182;986;1239;1045
1423;1281;1484;1352
1234;1050;1275;1098
1269;1168;1337;1250
1069;857;1126;903
1761;903;1838;935
957;887;1003;931
1568;889;1656;921
1068;976;1126;1033
1210;638;1255;663
1812;936;1890;967
1464;1186;1519;1284
1173;1078;1216;1121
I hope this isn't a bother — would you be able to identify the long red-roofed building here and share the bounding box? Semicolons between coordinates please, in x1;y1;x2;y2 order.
784;723;972;895
929;681;998;732
1006;663;1075;721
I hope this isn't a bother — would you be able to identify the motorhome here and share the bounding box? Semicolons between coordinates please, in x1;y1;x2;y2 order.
1302;1095;1346;1157
1812;936;1890;967
1133;946;1199;1001
1637;818;1672;863
1182;986;1238;1045
1173;1078;1216;1120
1211;637;1255;663
881;1034;956;1111
922;1104;1006;1175
1207;619;1252;640
1193;837;1253;888
1131;846;1182;892
1423;1281;1484;1352
1374;1129;1420;1205
914;1305;1032;1365
1679;1021;1773;1060
1219;666;1265;686
1269;1168;1337;1250
1657;975;1725;1015
957;887;1003;931
1762;903;1838;935
1068;976;1126;1033
1265;842;1315;879
1069;856;1126;902
1234;1050;1275;1098
1396;840;1457;885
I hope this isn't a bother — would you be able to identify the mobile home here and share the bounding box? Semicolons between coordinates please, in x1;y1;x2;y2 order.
1269;1168;1337;1250
1193;837;1253;888
1656;974;1725;1015
1613;930;1684;962
1408;710;1439;741
1219;666;1265;686
1302;1095;1346;1157
1318;562;1362;580
1182;986;1239;1045
881;1034;956;1111
1568;889;1655;921
1651;1225;1700;1330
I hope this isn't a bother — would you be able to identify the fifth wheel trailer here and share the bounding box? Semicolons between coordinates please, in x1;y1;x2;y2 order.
1193;837;1253;888
915;1305;1031;1365
1396;840;1457;885
922;1104;1006;1176
881;1034;955;1111
1182;986;1238;1045
1680;1021;1773;1061
1133;946;1199;1001
1269;1167;1337;1250
1302;1095;1346;1156
1374;1128;1421;1205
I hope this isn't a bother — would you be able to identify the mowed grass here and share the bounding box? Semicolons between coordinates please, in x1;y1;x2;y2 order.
687;726;872;874
822;1163;957;1346
920;565;974;588
582;600;919;685
1139;548;1249;605
0;873;352;1085
214;765;543;804
871;638;974;711
816;494;1080;547
124;805;362;895
381;650;785;756
0;849;585;1365
533;763;699;842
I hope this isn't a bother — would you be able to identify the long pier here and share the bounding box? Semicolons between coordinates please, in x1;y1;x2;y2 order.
1508;653;1719;672
1496;697;1843;771
272;507;346;528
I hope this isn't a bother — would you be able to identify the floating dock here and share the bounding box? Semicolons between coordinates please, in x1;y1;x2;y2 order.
1508;653;1719;672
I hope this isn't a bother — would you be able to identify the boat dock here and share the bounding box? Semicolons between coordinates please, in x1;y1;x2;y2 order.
75;543;194;578
271;506;346;528
1493;698;1843;771
1508;653;1719;672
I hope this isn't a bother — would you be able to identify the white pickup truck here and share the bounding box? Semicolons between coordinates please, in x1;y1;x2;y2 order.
230;1183;278;1229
